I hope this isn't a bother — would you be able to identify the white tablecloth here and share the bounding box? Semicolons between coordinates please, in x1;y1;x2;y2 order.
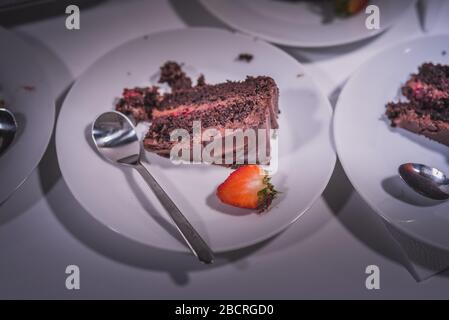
1;0;449;298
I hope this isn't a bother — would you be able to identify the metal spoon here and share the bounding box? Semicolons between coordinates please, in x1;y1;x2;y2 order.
0;108;17;156
92;111;214;264
398;163;449;201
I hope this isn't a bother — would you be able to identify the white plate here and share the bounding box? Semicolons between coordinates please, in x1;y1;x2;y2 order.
0;27;55;204
200;0;415;47
335;35;449;251
56;28;335;253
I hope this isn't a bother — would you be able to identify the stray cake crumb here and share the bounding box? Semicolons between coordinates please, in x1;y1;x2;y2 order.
21;85;35;91
236;53;254;63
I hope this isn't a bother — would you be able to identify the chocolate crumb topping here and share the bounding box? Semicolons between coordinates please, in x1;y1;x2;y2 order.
157;76;276;110
197;74;206;87
159;61;192;91
116;86;160;122
387;63;449;122
412;63;449;91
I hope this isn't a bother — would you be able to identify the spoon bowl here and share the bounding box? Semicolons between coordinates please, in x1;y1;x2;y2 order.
0;108;17;156
92;111;140;165
92;111;214;264
399;163;449;201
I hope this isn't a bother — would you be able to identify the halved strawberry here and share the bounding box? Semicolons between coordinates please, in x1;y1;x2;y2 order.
216;165;278;212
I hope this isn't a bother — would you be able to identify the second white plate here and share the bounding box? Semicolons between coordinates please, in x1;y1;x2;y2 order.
335;35;449;251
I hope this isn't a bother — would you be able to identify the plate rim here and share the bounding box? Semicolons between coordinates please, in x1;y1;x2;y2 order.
56;26;336;253
334;34;449;251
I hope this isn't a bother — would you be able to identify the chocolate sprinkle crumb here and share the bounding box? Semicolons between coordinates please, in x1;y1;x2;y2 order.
236;53;254;63
21;85;35;91
197;74;206;86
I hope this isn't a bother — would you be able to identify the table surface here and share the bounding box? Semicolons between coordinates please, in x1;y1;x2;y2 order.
1;0;449;299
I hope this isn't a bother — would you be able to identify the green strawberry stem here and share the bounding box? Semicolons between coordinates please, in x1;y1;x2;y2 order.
257;175;279;213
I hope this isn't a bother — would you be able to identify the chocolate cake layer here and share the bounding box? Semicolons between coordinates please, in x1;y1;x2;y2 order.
387;102;449;147
386;63;449;147
145;99;266;148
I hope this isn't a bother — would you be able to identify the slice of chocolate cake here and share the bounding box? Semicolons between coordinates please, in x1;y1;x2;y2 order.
145;76;279;162
115;61;279;164
386;63;449;147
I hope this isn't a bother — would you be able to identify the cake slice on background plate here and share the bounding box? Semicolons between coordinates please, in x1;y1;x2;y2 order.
386;63;449;147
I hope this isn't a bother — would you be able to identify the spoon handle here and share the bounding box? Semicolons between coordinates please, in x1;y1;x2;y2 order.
134;162;214;264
